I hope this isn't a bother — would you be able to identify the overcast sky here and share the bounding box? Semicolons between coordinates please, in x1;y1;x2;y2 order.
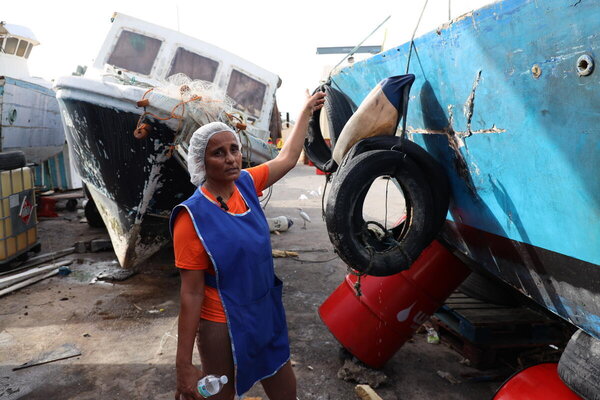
4;0;490;115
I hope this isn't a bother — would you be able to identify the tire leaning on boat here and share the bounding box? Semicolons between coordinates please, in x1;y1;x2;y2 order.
325;136;451;276
0;151;26;171
558;329;600;400
325;149;437;276
340;136;450;243
303;84;356;172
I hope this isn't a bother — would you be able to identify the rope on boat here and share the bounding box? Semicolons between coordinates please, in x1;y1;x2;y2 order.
405;0;429;74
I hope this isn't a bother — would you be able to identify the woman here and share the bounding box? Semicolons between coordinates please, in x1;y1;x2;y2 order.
171;90;326;400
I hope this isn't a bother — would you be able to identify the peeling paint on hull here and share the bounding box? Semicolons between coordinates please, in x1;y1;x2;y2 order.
57;97;195;268
331;0;600;338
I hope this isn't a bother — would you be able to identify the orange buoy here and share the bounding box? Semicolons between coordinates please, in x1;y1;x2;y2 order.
236;122;247;131
134;123;151;139
136;99;150;108
493;363;582;399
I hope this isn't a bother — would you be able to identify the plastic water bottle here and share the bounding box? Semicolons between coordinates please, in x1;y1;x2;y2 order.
267;216;294;232
197;375;228;398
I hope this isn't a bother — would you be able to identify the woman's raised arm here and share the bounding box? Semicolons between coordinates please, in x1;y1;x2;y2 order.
264;90;326;187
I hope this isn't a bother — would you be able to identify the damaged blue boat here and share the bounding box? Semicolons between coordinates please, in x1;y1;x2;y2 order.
328;0;600;372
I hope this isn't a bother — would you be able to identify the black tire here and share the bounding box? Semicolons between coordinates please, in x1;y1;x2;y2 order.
66;199;78;212
0;151;26;171
326;150;435;276
304;84;356;171
558;329;600;399
340;136;450;242
84;198;106;229
458;270;520;306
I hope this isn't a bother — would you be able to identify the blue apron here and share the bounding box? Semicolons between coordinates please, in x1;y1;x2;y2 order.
170;170;290;396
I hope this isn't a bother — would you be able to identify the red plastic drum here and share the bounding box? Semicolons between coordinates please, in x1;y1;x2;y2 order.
493;363;581;399
319;240;470;368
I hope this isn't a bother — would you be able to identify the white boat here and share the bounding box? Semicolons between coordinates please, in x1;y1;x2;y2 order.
54;13;281;268
0;22;64;164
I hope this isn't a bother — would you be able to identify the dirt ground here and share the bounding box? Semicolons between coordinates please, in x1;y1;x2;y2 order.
0;164;531;399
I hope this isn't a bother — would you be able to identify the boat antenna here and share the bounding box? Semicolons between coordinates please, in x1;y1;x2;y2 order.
327;15;391;81
405;0;429;74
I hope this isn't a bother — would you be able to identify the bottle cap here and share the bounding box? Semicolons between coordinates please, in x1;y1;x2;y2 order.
220;375;228;384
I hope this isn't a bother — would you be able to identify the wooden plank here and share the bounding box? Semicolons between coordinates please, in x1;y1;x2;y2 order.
456;308;550;326
355;385;383;400
13;343;81;370
445;297;489;305
0;247;75;277
0;260;72;289
0;269;59;297
447;303;507;310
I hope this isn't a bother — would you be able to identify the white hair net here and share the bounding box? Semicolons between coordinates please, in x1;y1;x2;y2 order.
187;122;242;186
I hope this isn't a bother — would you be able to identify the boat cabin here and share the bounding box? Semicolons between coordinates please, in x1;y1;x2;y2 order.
91;13;281;134
0;22;39;79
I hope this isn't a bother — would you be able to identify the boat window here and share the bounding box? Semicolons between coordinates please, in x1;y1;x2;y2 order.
4;37;18;55
226;70;266;119
24;42;32;59
16;40;28;57
107;30;162;75
168;47;219;82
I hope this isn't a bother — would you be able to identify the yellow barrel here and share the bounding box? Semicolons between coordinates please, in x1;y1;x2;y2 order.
0;167;38;263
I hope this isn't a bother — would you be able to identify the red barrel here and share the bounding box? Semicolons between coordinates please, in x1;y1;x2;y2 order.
493;363;581;399
319;240;470;368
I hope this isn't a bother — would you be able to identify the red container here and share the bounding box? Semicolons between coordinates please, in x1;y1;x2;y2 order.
319;240;470;368
493;363;581;399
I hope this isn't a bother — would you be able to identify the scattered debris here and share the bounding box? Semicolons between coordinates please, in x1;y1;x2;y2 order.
337;358;387;388
459;357;471;366
266;216;293;233
460;370;510;383
90;238;113;252
355;384;384;400
272;250;299;258
83;333;91;338
426;326;440;344
0;248;75;277
0;260;72;289
74;238;113;254
307;365;314;371
74;241;87;253
92;266;136;283
0;260;74;297
13;343;81;370
58;266;72;276
437;370;461;384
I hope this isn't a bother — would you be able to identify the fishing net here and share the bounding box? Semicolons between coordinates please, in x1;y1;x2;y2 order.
132;73;276;168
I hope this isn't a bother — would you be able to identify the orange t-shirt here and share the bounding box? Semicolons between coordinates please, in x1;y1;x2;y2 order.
173;165;270;323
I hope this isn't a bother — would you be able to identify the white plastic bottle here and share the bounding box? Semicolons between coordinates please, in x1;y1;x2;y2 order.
267;216;294;232
197;375;228;398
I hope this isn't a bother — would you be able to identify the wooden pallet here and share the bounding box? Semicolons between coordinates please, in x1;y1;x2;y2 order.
432;292;568;369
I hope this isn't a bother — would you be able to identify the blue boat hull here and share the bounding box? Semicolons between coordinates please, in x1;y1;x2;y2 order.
331;0;600;337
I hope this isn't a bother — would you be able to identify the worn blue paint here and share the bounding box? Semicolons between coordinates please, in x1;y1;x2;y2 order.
2;76;54;96
34;150;70;191
331;0;600;336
